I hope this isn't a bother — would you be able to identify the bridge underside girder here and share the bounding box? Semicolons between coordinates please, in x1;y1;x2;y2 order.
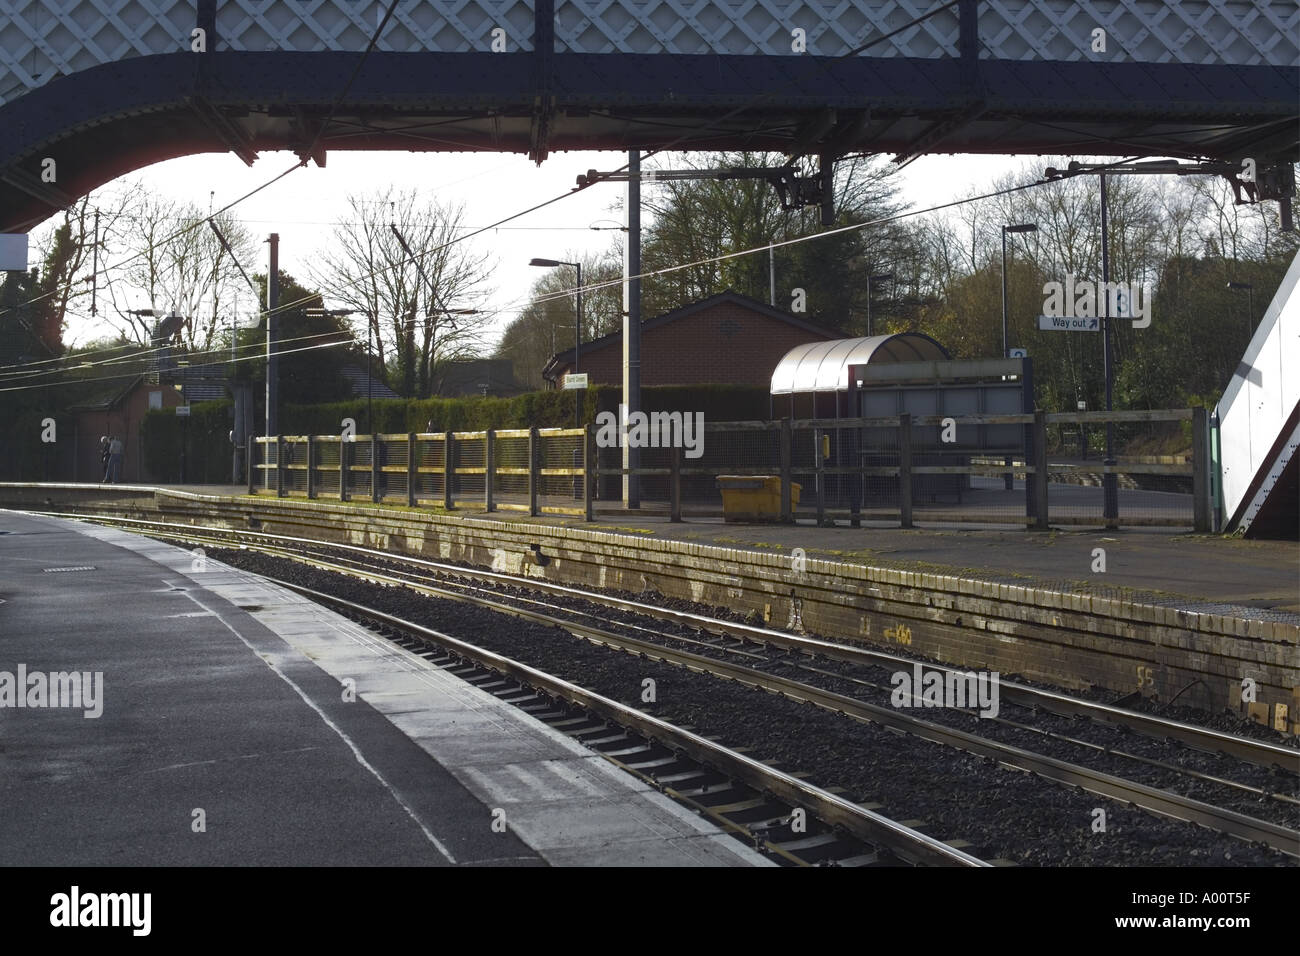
1;51;1296;231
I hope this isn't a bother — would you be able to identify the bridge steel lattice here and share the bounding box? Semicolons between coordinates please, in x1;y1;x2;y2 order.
0;0;1297;230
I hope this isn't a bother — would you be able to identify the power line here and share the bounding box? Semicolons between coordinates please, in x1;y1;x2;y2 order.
0;332;360;395
4;1;999;366
500;155;1152;315
0;0;403;328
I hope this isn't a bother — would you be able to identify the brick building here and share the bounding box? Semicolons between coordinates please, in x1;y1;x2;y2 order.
69;375;187;483
540;290;838;388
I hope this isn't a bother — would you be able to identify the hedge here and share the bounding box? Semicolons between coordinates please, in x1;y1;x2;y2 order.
135;383;774;483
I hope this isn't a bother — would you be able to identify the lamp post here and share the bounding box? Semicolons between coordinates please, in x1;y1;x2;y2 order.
529;257;583;427
1001;224;1037;358
999;224;1036;492
1227;281;1255;338
865;272;893;337
265;233;279;449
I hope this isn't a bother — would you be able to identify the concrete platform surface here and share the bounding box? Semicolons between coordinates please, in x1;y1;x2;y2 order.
6;480;1296;615
130;484;1298;612
0;511;768;867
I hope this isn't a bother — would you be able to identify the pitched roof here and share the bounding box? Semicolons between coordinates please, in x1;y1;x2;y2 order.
340;365;400;399
437;358;526;396
67;375;142;412
541;289;838;381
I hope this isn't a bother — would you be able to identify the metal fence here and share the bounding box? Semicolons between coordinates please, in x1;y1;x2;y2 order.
250;408;1211;530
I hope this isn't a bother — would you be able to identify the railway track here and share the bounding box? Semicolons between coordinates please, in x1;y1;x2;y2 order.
297;583;989;867
33;512;1300;862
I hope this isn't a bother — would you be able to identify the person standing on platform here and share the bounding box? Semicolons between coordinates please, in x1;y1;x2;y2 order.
107;435;123;484
99;436;111;483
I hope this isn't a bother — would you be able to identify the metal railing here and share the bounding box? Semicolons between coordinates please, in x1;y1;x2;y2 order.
250;408;1210;530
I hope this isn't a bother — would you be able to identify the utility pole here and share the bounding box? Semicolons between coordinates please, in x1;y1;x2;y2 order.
624;150;641;508
769;245;775;306
265;233;279;454
89;209;99;316
576;156;835;508
1100;176;1117;522
866;272;893;337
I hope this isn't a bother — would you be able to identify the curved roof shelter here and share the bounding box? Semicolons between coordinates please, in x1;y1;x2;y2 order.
770;333;950;394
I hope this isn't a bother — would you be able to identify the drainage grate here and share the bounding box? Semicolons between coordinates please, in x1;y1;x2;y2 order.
42;566;97;573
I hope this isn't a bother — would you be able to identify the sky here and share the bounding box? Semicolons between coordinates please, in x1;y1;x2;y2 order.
42;148;1027;351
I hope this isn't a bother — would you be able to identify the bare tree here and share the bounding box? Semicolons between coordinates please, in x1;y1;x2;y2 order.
310;187;494;397
104;190;257;352
22;180;146;350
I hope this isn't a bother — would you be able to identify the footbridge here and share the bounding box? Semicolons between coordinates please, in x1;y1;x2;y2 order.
1217;249;1299;539
1;0;1297;230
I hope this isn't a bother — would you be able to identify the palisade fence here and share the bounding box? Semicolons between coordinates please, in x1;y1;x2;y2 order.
249;408;1211;530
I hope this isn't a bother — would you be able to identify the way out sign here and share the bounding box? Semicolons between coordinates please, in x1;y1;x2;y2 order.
1038;315;1099;332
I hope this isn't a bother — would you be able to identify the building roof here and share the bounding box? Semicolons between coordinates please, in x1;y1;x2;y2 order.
437;358;526;396
770;333;950;394
67;375;142;412
341;365;401;399
174;363;229;403
541;289;837;382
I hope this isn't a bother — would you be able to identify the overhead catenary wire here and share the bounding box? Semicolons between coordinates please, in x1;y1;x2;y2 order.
0;299;525;387
483;155;1152;316
0;0;404;327
0;326;356;387
0;332;365;394
0;151;1147;392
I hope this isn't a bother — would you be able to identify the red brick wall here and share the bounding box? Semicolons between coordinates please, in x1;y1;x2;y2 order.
75;383;183;482
569;301;835;387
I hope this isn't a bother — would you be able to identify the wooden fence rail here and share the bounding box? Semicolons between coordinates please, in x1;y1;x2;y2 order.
250;408;1209;531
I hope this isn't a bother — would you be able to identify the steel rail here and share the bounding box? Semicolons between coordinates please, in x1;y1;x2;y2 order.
273;580;988;867
84;514;1293;858
35;510;1298;775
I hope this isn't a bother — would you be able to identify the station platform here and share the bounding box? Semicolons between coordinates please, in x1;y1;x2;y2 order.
0;511;769;867
127;483;1297;613
4;481;1298;614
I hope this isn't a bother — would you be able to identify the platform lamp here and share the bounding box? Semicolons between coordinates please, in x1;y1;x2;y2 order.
1226;281;1255;338
865;272;893;337
529;258;583;428
1001;223;1037;358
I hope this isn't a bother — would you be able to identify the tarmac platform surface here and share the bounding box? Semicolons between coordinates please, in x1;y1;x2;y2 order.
0;510;767;867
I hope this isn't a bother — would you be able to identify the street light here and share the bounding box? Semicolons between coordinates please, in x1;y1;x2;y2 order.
1227;281;1255;338
529;257;583;427
865;272;893;337
1001;224;1037;358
